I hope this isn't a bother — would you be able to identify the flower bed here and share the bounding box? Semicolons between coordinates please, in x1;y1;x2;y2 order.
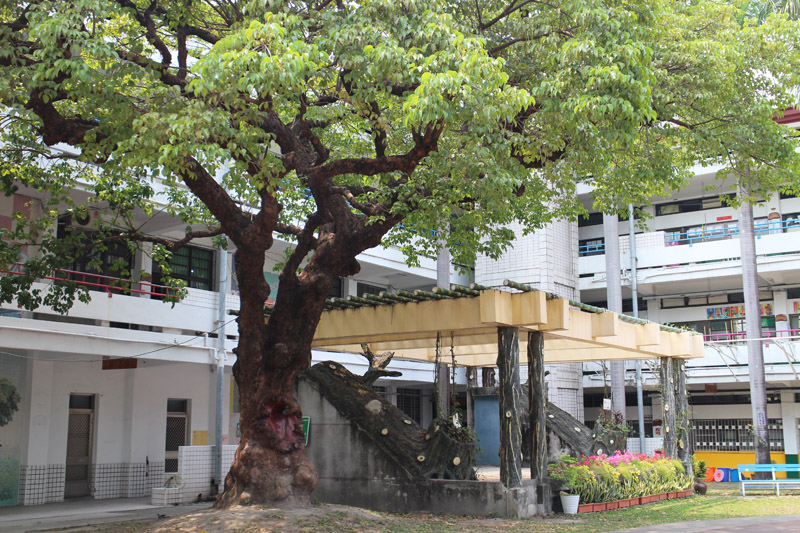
550;451;693;511
577;488;694;513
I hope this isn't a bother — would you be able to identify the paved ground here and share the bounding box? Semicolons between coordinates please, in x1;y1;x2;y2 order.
614;514;800;532
2;495;800;532
0;497;212;533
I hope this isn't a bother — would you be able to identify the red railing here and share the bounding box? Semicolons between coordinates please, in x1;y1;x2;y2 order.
1;262;176;297
704;329;800;343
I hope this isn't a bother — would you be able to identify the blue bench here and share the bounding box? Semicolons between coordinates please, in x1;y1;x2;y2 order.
738;464;800;496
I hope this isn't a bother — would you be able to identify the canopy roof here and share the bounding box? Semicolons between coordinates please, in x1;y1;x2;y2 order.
311;283;704;366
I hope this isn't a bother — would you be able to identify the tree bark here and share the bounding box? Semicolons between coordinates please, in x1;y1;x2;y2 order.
528;331;547;482
675;360;693;476
739;197;771;467
497;326;523;488
216;247;327;508
302;361;476;481
660;357;677;458
466;366;478;429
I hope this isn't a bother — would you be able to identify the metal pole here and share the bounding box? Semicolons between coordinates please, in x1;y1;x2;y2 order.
629;205;646;453
214;243;229;495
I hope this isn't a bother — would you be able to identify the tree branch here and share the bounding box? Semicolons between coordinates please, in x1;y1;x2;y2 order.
178;156;255;245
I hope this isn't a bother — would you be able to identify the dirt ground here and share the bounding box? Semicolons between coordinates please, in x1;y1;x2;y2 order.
82;502;576;533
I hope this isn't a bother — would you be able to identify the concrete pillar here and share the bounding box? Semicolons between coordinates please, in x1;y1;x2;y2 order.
781;392;798;467
604;213;626;421
21;358;55;466
497;326;522;488
647;299;661;324
136;242;154;297
774;290;790;336
341;277;358;298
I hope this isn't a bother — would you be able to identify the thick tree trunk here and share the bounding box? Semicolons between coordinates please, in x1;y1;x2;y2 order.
544;401;619;457
497;326;523;489
528;331;547;482
216;248;326;508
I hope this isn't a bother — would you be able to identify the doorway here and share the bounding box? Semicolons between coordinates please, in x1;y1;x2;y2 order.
65;394;94;498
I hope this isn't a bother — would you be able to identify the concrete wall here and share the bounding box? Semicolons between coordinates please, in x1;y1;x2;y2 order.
298;378;546;517
11;356;225;504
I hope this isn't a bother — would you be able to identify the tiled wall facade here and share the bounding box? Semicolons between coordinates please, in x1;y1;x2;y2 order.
152;445;237;505
17;462;167;505
626;437;664;455
91;462;166;499
476;221;585;421
18;465;64;506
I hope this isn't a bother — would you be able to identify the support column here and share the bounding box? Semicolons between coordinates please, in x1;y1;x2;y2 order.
466;367;478;429
660;357;677;458
604;213;626;421
780;392;798;474
675;360;692;476
774;290;790;336
528;331;546;482
435;243;450;421
497;326;522;489
341;277;358;298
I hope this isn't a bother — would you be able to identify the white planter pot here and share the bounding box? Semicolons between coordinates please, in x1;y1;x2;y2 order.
560;493;580;515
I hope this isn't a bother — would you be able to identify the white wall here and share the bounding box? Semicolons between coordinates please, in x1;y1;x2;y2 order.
21;359;220;467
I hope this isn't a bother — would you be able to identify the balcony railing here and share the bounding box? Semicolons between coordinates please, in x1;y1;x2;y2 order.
0;262;175;298
703;329;800;343
578;217;800;256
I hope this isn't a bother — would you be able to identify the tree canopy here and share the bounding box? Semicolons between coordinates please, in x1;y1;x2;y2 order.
2;0;800;506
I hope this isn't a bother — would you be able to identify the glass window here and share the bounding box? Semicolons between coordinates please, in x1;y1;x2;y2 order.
396;388;421;424
156;246;214;290
357;282;384;297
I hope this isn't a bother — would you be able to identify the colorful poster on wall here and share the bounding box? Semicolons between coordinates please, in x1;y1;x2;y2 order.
707;303;773;319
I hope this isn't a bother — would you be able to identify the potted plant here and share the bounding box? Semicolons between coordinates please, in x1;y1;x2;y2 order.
560;489;581;515
548;456;581;515
693;456;707;495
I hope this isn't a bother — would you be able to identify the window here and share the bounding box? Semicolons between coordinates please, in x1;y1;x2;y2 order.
655;194;735;216
578;212;604;227
156;246;214;290
396;388;421;424
578;238;604;257
691;418;783;452
357;282;384;297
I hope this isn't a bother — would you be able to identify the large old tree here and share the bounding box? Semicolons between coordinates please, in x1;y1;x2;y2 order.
2;0;800;506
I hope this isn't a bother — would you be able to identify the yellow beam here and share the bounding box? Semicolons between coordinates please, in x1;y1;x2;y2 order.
311;289;705;365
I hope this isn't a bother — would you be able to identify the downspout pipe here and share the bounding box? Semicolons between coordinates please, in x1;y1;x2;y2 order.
214;243;229;495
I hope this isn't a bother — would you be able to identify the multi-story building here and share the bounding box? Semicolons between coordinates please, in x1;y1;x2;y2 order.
3;110;800;506
0;181;460;506
576;111;800;470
